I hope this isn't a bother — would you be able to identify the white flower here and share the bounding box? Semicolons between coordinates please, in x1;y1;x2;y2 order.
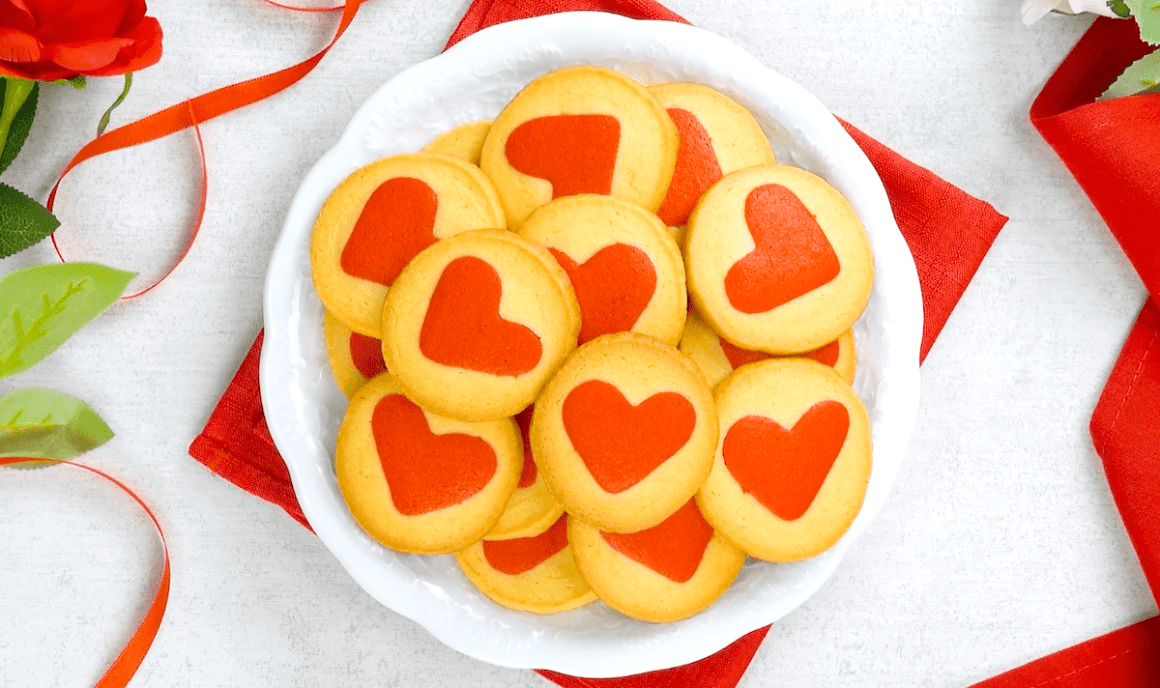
1021;0;1120;25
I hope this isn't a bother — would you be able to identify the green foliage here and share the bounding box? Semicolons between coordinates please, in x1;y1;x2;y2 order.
0;80;37;174
0;182;60;257
1108;0;1133;18
0;388;113;469
0;263;135;378
1101;49;1160;98
1125;0;1160;44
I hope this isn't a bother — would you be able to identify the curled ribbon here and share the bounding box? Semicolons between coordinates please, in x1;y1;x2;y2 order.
47;0;363;298
0;457;170;688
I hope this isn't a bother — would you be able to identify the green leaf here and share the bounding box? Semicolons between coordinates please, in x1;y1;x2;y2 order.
1125;0;1160;44
0;262;135;378
1100;49;1160;99
1109;0;1133;18
0;80;37;175
0;388;113;469
0;182;60;257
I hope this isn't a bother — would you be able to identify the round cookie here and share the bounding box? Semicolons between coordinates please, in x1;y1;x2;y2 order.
569;499;745;623
679;308;856;387
697;358;872;562
648;82;776;228
684;164;874;354
519;194;687;346
335;373;522;555
323;310;387;398
485;405;566;541
455;514;596;614
381;229;580;422
531;332;717;533
421;120;493;165
311;152;506;336
479;65;679;230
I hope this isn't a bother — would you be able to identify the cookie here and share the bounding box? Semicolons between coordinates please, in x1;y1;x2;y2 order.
455;514;596;614
648;82;776;228
484;406;566;541
479;65;679;230
323;310;388;397
684;164;874;354
381;229;581;422
697;358;872;562
421;120;493;165
530;332;717;533
311;152;506;336
679;308;856;387
335;373;522;554
568;499;745;623
519;194;686;346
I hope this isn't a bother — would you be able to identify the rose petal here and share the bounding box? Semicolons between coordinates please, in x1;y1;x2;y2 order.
46;37;133;71
0;26;41;63
36;0;133;44
116;0;148;36
0;0;36;33
81;16;162;77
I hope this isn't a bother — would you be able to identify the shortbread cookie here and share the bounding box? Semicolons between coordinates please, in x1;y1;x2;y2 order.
519;194;686;345
569;499;745;623
455;514;596;614
679;309;856;387
531;332;717;533
421;120;492;165
323;310;387;397
648;82;776;228
335;373;522;554
311;152;506;336
381;229;580;421
698;358;872;562
485;406;566;541
479;66;679;230
685;164;873;354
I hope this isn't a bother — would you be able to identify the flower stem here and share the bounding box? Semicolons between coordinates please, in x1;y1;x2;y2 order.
0;77;34;165
96;73;132;137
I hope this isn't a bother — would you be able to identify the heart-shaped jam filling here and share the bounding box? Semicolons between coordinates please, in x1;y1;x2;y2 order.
656;108;723;227
340;176;438;286
505;114;620;198
482;514;569;576
601;500;714;583
549;244;656;344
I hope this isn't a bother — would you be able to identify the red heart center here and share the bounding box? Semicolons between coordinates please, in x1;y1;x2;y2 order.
724;183;841;314
349;331;387;380
372;394;497;516
505;114;620;198
481;513;569;576
515;405;538;488
722;400;850;521
656;108;723;227
718;337;840;370
340;176;438;286
419;255;543;376
601;499;713;583
549;244;657;344
562;379;696;494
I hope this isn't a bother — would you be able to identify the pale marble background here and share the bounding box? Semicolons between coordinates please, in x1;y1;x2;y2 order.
1;1;1155;686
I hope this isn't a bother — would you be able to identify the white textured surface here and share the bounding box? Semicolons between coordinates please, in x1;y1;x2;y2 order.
0;2;1154;687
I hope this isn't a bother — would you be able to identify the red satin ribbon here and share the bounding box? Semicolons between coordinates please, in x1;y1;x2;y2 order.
47;0;364;298
0;457;170;688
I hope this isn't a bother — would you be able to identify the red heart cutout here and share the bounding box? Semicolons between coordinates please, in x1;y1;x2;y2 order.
481;513;569;576
718;336;840;370
562;379;696;494
601;499;713;583
549;244;657;344
724;183;841;314
515;405;538;488
656;108;723;227
340;176;438;286
722;400;850;520
372;394;497;516
349;331;387;380
419;255;543;376
505;114;620;198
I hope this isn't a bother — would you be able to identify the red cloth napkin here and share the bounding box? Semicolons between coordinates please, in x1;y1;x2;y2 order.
190;0;1008;685
968;16;1160;688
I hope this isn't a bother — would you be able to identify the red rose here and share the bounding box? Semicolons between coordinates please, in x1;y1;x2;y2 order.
0;0;162;82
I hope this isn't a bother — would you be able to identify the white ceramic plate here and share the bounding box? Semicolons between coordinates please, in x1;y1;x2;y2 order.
261;12;922;678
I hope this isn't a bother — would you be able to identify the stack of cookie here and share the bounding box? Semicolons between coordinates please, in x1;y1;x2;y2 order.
310;66;874;623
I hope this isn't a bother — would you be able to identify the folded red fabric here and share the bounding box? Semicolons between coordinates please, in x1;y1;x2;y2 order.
189;1;1008;685
970;16;1160;688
